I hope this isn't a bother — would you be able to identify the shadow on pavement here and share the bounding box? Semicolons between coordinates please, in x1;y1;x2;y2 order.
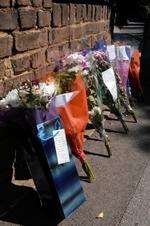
132;102;150;154
84;150;110;158
0;185;60;226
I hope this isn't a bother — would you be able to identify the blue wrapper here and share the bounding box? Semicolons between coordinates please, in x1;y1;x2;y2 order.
25;108;86;221
0;108;86;222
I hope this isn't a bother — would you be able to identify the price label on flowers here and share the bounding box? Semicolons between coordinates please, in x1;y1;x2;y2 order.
53;129;70;165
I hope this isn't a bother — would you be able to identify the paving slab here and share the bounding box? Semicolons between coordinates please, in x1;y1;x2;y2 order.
59;105;150;226
120;160;150;226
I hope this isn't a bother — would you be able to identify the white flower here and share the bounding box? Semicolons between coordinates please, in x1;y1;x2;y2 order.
66;53;85;65
90;106;102;116
68;65;83;73
82;69;89;76
0;89;20;107
39;82;56;97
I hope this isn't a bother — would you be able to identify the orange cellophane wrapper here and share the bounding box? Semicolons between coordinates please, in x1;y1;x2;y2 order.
57;74;89;163
129;50;143;94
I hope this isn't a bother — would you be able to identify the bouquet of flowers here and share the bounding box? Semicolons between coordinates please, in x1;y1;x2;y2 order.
0;76;56;109
129;49;143;101
107;44;137;122
61;51;112;157
91;50;129;133
49;56;95;182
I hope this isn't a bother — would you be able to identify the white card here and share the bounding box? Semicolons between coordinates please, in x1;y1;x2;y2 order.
116;46;129;61
53;129;70;165
102;67;118;101
107;45;116;61
54;91;78;107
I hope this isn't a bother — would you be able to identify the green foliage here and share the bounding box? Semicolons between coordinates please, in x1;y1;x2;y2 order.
56;71;76;94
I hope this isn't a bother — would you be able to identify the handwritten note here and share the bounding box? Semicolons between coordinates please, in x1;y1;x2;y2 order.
53;129;70;165
102;67;118;101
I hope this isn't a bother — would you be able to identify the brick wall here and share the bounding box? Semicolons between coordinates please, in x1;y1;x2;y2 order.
0;0;111;88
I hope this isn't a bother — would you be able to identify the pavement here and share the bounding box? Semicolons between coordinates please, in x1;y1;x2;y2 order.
1;22;150;226
120;159;150;226
59;104;150;226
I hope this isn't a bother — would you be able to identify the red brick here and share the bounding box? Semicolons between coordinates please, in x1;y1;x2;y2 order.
52;3;61;27
70;39;82;52
70;4;76;24
101;6;105;20
43;0;52;8
102;6;106;20
87;4;92;21
95;5;99;21
19;7;37;29
5;69;14;79
0;9;18;31
13;70;35;83
100;20;105;31
52;26;69;44
14;29;48;52
11;53;31;75
31;49;46;69
48;28;52;44
91;5;96;21
40;28;48;45
0;60;5;78
38;10;51;28
0;33;13;58
1;78;14;94
0;81;4;96
46;45;60;63
61;4;69;26
34;66;47;80
82;4;87;22
86;21;103;35
0;0;11;7
76;4;82;23
17;0;31;6
31;0;42;7
59;42;70;57
104;6;108;20
96;5;101;21
70;24;86;40
104;20;110;31
46;64;55;74
0;58;14;79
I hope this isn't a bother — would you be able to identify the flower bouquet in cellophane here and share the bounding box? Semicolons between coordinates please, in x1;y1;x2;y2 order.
0;75;56;109
50;55;95;182
129;49;143;101
61;51;112;157
60;51;112;157
107;43;137;122
81;51;112;157
89;50;129;134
